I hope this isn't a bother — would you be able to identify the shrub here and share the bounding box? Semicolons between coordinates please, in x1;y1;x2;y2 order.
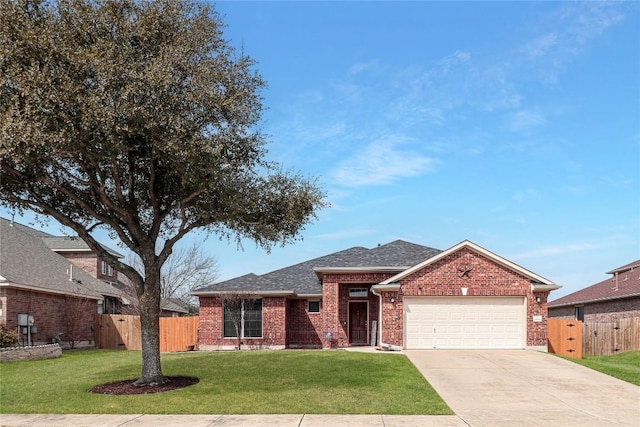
0;324;19;348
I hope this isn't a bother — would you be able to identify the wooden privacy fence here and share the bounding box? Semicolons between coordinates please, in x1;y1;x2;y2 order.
583;317;640;356
548;317;640;358
94;314;199;352
547;318;583;358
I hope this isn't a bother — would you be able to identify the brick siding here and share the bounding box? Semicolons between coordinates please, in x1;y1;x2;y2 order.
321;273;393;349
197;296;287;350
287;299;323;348
548;297;640;322
0;287;98;347
57;252;99;277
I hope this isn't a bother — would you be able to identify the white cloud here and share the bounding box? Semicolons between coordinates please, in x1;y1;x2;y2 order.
517;2;626;83
524;33;559;59
348;60;378;76
436;50;471;73
330;135;436;187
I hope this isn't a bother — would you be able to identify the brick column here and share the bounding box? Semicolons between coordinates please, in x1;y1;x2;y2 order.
322;281;339;348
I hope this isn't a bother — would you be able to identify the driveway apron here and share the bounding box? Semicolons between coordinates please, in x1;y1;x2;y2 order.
405;350;640;427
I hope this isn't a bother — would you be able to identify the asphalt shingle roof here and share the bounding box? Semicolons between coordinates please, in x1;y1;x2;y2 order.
0;218;120;299
0;217;123;257
549;260;640;307
193;240;442;295
42;236;124;257
3;218;54;238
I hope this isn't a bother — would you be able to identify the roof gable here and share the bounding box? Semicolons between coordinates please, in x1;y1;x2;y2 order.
0;218;120;299
549;260;640;307
42;236;124;257
380;240;558;287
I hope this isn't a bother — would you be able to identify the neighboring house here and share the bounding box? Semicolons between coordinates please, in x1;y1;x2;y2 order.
0;218;124;347
1;218;189;318
160;298;190;317
193;240;560;351
548;260;640;322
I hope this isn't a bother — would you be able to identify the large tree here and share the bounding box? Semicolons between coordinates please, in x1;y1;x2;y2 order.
0;0;325;386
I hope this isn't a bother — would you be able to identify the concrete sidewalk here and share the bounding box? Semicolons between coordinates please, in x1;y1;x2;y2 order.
0;414;465;426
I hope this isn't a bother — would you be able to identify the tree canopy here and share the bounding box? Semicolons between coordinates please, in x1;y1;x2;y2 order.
0;0;326;385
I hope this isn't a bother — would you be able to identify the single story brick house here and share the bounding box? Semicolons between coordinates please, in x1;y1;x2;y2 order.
548;260;640;322
193;239;560;351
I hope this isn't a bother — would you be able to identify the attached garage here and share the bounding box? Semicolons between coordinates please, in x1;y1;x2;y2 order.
404;296;525;349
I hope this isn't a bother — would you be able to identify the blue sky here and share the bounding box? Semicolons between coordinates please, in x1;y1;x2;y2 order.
3;1;639;300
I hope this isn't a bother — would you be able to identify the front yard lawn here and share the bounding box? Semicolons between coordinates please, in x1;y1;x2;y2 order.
0;350;452;415
565;350;640;386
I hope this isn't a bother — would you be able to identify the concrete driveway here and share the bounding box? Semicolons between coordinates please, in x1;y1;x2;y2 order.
405;350;640;427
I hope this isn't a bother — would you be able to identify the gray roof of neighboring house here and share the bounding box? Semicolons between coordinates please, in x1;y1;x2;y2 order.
193;240;442;296
0;218;120;299
2;218;55;238
0;216;123;257
0;218;123;258
42;236;124;257
160;298;190;314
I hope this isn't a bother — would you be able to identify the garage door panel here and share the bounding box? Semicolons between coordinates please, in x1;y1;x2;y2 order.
435;312;449;321
405;297;524;349
477;312;491;321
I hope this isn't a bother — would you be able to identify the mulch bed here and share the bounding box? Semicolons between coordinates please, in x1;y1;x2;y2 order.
90;376;199;395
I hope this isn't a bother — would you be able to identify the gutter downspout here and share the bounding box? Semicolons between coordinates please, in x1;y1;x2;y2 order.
371;288;389;350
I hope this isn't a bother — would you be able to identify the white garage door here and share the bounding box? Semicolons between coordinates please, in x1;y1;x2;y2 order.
404;297;525;349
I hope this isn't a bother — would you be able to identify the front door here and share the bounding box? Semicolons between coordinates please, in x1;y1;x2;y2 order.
349;301;368;345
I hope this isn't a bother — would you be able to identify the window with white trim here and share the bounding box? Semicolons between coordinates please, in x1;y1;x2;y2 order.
101;260;107;275
308;300;320;313
224;299;262;338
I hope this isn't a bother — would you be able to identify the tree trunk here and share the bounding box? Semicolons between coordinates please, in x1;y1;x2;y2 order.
133;270;166;386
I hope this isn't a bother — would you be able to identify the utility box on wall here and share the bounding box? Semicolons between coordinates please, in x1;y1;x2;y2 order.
18;314;34;326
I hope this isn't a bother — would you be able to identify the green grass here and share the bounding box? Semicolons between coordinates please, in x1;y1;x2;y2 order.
0;350;452;415
564;350;640;386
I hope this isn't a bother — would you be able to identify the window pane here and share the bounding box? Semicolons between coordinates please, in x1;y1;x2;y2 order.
349;288;368;298
223;299;262;338
243;299;262;338
223;307;237;337
308;300;320;313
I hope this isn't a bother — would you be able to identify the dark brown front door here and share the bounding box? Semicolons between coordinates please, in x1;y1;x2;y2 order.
349;301;368;345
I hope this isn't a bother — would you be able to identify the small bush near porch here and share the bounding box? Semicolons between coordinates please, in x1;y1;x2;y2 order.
0;350;452;415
